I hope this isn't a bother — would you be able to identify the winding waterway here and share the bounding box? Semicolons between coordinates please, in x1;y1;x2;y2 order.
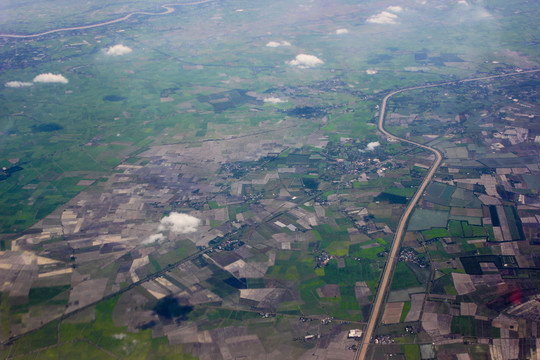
0;1;212;39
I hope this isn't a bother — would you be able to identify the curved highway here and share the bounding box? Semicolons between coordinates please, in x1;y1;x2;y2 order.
355;68;540;360
354;86;443;360
0;1;212;39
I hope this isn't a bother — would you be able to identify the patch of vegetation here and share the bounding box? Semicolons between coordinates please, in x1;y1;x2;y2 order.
374;192;408;204
31;123;63;132
5;320;59;357
208;200;220;209
102;95;126;102
302;177;319;190
11;285;70;311
448;220;463;237
408;209;448;231
400;301;411;322
402;344;421;360
286;106;326;118
422;228;450;240
390;262;421;291
451;316;476;336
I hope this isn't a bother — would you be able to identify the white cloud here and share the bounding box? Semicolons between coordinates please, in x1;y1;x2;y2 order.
366;69;378;75
264;97;286;104
366;141;380;151
142;233;165;245
367;11;399;24
105;44;133;56
387;5;403;12
335;28;349;34
266;41;291;47
454;1;493;20
33;73;68;84
472;7;492;19
5;81;33;88
287;54;324;69
158;212;200;234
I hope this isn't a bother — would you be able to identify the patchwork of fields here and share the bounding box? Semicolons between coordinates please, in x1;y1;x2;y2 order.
1;0;540;359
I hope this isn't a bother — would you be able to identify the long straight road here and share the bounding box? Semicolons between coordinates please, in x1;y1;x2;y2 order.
354;87;443;360
355;68;540;360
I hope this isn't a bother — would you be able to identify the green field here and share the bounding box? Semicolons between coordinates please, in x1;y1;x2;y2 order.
400;301;411;322
390;263;421;291
402;344;421;360
422;228;450;240
2;296;197;359
408;209;449;231
451;316;476;337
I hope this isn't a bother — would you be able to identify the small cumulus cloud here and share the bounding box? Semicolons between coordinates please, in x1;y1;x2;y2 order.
5;81;33;88
367;11;399;24
366;141;380;151
142;233;165;245
142;212;200;245
287;54;324;69
33;73;68;84
266;40;291;47
387;5;403;12
454;1;493;20
105;44;132;56
335;28;349;34
472;7;492;19
264;97;286;104
158;212;200;234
